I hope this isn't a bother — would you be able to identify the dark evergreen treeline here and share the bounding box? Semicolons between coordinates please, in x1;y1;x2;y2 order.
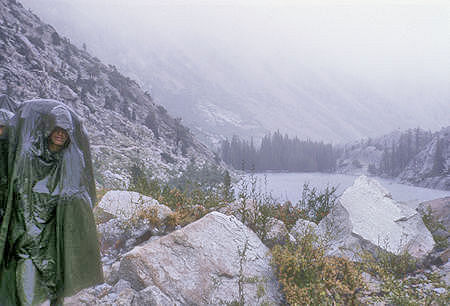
220;131;336;172
376;128;434;177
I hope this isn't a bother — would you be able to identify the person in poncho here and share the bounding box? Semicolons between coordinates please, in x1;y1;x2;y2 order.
0;109;14;219
0;100;103;305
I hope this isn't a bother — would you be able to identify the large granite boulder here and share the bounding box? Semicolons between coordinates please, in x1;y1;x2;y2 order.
319;176;435;259
97;190;172;221
96;191;172;260
117;211;281;305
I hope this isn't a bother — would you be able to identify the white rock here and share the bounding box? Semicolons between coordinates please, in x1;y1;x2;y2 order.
104;261;121;286
265;217;290;243
98;190;172;220
290;218;319;238
118;211;281;305
59;84;78;101
132;286;173;306
319;176;435;259
97;191;173;259
64;283;112;305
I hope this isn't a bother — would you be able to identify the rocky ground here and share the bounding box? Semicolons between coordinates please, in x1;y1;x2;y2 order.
59;176;449;305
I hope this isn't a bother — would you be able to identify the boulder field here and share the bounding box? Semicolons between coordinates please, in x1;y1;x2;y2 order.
64;176;446;305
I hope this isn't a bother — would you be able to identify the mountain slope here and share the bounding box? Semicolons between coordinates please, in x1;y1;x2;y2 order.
0;0;217;188
399;127;450;190
336;127;449;190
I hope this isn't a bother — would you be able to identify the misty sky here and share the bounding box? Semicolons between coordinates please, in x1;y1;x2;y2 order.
22;0;449;84
19;0;450;141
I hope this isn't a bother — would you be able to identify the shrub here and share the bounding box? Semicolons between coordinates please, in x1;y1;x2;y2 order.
222;170;234;203
422;206;448;250
361;248;417;280
95;188;110;205
271;228;365;305
161;152;176;164
51;31;61;45
168;162;224;194
127;162;235;229
234;176;337;245
269;201;306;231
164;205;207;230
128;162;161;200
132;206;161;228
297;183;337;224
359;245;449;305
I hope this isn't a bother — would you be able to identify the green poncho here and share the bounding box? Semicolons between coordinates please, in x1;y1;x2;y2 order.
0;100;103;305
0;108;15;305
0;138;7;212
0;108;14;219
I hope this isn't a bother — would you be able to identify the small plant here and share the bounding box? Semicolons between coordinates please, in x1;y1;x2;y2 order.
132;206;161;228
359;242;449;305
222;170;235;203
361;248;417;280
95;188;110;205
234;174;279;244
268;201;305;231
223;239;270;306
165;211;182;230
237;240;249;306
234;176;337;246
271;228;365;305
161;152;176;164
128;162;161;199
297;183;337;224
422;206;448;249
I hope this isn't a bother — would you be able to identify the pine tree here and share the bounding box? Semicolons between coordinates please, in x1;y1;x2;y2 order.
222;170;234;202
431;138;445;176
145;111;159;139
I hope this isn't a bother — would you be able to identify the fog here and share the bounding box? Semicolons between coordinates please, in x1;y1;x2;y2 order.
23;0;449;84
20;0;450;142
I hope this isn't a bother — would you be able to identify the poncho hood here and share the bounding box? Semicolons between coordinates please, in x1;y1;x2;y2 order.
13;99;95;206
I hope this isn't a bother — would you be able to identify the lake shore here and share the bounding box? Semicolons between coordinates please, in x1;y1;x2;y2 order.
238;172;450;208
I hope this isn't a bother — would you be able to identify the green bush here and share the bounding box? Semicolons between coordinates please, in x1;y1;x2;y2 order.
297;183;337;224
360;247;449;305
422;206;448;249
361;248;417;280
127;162;235;227
271;228;365;305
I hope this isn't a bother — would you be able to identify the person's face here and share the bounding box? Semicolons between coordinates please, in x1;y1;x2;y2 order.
0;126;4;136
49;127;69;148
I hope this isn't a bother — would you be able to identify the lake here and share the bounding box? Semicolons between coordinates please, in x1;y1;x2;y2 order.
238;172;450;208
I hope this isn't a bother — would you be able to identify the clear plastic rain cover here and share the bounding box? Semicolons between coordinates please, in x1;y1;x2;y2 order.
0;100;103;305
